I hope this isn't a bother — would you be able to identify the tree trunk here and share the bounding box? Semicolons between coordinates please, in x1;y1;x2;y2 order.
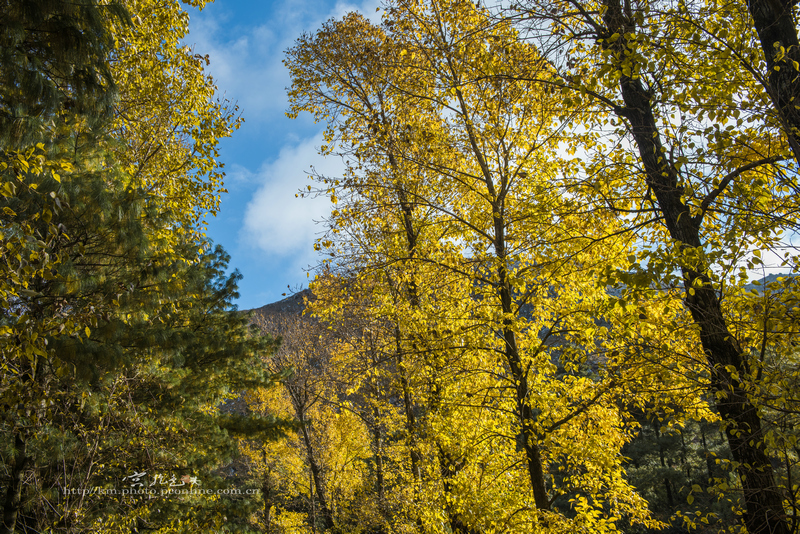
602;1;790;531
300;419;335;532
263;478;273;534
448;72;552;510
395;332;423;482
390;174;490;528
701;427;715;486
654;421;675;509
261;452;274;534
493;211;550;511
747;0;800;167
371;421;386;507
1;433;27;534
368;406;392;534
437;446;482;534
386;152;425;485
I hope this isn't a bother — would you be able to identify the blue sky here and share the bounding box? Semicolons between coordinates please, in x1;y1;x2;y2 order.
186;0;381;309
185;0;796;310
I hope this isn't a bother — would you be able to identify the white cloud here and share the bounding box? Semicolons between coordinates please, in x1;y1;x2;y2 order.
188;18;285;120
241;134;343;261
183;0;382;288
188;0;381;123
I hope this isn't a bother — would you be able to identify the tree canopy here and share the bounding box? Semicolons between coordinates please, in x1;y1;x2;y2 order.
4;0;800;532
280;0;800;533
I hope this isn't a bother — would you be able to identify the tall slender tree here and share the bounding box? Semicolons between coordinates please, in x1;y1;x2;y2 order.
285;2;684;531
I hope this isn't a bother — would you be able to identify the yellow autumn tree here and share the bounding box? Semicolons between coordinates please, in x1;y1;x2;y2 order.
510;0;800;531
110;0;241;245
247;310;380;534
285;1;710;531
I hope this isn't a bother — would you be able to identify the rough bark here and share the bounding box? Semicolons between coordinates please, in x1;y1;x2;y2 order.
437;446;482;534
602;1;790;531
1;433;27;534
299;419;335;532
747;0;800;167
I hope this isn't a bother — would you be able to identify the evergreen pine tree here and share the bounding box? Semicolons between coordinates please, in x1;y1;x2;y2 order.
621;408;736;532
0;0;128;149
23;244;291;533
0;3;130;527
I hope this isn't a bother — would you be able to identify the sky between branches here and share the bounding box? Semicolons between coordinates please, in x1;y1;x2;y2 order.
187;0;381;309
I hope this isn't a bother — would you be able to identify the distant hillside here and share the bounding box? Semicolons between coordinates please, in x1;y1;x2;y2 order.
249;288;312;316
751;273;794;287
246;274;794;319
